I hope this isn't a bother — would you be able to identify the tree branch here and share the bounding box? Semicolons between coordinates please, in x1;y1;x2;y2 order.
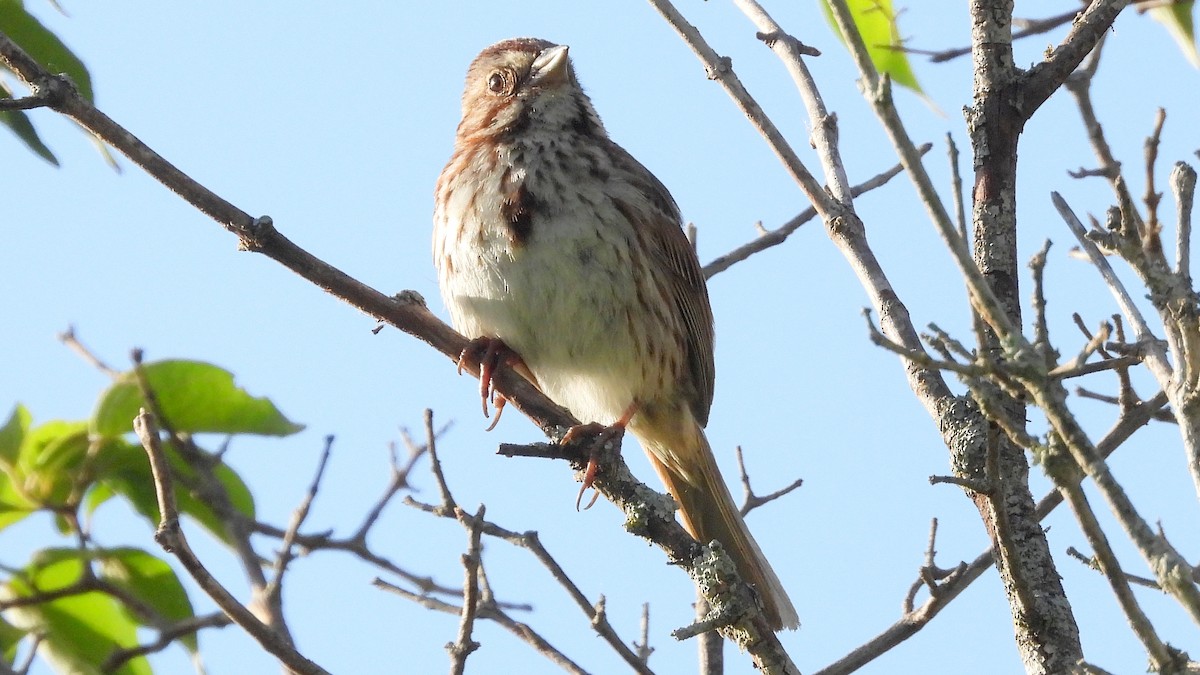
1022;0;1132;115
132;409;329;675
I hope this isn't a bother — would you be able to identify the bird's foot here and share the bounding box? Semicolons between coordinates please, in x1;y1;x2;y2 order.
563;402;640;510
456;336;525;431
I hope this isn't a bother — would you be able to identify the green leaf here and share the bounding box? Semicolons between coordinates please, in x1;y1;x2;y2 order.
0;489;36;531
0;616;26;665
91;359;305;438
97;547;199;652
1150;1;1199;68
2;549;152;675
820;0;922;92
88;438;257;545
0;404;30;471
0;405;38;530
0;414;144;529
3;419;90;507
0;90;59;165
0;411;78;530
0;0;95;101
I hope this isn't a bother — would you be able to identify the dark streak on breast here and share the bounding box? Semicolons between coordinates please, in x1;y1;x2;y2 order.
570;98;596;136
501;184;535;246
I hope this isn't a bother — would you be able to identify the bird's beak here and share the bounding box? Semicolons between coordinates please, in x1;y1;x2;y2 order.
530;44;570;88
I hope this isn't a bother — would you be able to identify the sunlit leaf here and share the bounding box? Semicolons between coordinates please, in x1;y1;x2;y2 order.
820;0;922;92
0;491;36;531
1150;1;1199;68
0;404;30;470
91;359;304;438
0;616;26;664
97;547;199;652
16;420;89;505
0;406;37;530
1;549;151;675
1;413;143;528
87;437;257;545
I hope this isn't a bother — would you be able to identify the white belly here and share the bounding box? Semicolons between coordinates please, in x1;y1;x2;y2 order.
436;196;664;425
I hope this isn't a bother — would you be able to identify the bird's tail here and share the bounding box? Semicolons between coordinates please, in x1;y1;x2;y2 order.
635;413;799;631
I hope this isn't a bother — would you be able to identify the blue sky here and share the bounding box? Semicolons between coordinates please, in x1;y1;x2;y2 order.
3;2;1199;674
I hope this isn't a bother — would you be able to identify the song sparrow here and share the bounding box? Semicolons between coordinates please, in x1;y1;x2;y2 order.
433;37;798;631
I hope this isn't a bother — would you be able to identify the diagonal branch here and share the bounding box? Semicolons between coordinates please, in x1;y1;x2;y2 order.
132;409;329;675
0;30;568;439
0;29;794;670
702;146;930;278
1022;0;1132;116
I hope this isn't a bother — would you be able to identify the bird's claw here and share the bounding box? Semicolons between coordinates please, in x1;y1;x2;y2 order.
562;422;618;511
564;401;639;511
456;337;517;430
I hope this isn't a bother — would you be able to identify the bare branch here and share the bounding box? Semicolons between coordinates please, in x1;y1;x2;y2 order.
374;578;589;674
735;0;851;203
56;325;118;377
263;436;334;614
1050;446;1177;669
408;491;657;674
1173;161;1197;280
703;146;930;278
947;134;969;243
1143;108;1167;235
903;519;969;614
102;613;232;673
1067;547;1163;590
904;7;1085;63
1029;240;1054;355
423;409;458;513
817;391;1169;675
633;603;655;664
447;506;486;675
1023;0;1132;115
1074;388;1175;422
133;409;329;675
1053;193;1173;381
735;445;803;517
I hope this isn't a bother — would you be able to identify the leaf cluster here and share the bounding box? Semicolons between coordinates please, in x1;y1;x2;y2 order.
0;359;301;673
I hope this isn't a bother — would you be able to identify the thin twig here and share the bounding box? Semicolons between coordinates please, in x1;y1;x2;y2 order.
735;446;803;517
133;409;329;675
1143;108;1167;236
634;603;655;663
815;390;1170;675
1173;162;1196;280
1067;547;1162;590
406;494;656;675
1029;240;1054;356
56;325;118;377
947;134;969;243
737;0;851;202
1051;451;1176;669
263;436;334;612
423;409;458;513
904;7;1084;63
1053;194;1173;381
1075;388;1176;422
902;518;969;614
703;146;930;278
374;578;589;675
647;0;832;216
102;612;233;672
447;505;486;675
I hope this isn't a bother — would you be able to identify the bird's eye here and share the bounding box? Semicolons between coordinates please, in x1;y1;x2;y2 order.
486;69;512;95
